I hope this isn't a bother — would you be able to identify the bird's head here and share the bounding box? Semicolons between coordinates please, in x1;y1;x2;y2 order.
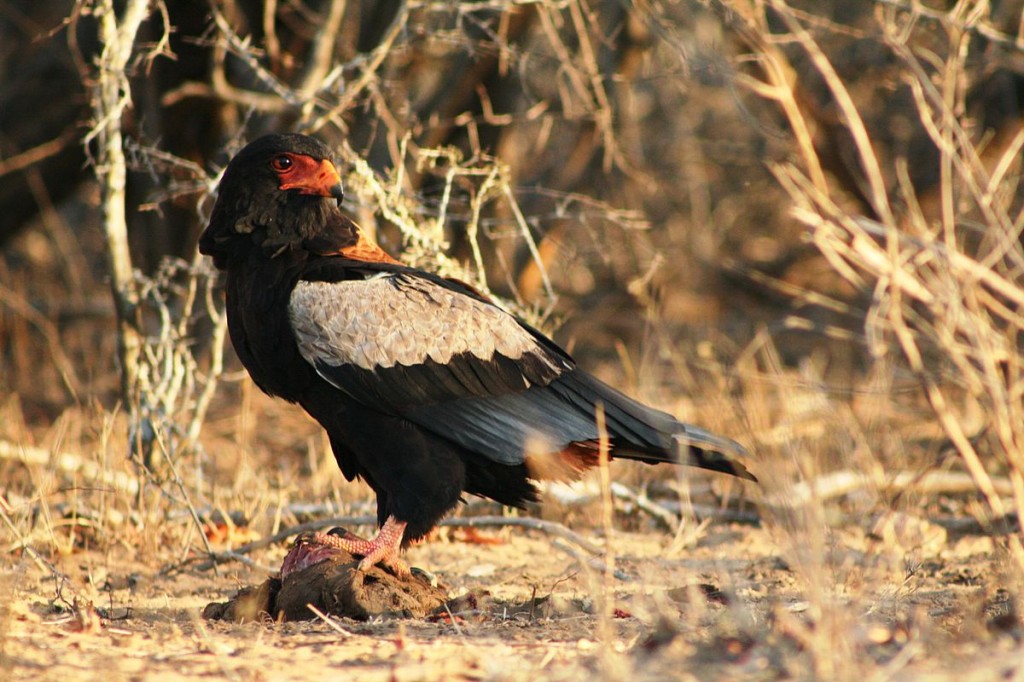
199;134;355;269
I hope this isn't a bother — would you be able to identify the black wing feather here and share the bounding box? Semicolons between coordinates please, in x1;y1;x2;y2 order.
293;261;753;480
404;380;603;464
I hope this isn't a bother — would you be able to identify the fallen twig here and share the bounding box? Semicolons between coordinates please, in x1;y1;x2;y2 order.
306;603;355;637
0;441;139;496
609;482;681;530
763;468;1017;508
546;480;760;526
444;515;605;556
186;514;607;572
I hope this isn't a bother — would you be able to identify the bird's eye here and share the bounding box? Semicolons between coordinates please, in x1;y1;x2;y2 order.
271;155;294;172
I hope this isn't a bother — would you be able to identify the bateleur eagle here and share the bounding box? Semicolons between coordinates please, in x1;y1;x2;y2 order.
199;133;755;575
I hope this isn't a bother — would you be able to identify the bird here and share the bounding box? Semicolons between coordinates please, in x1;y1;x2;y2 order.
199;133;755;576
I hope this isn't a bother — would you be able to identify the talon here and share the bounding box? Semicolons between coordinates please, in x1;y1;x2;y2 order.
319;516;410;576
410;566;439;587
357;553;411;577
326;526;366;542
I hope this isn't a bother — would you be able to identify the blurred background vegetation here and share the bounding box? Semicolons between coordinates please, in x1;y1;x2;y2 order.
0;0;882;408
7;5;1024;676
3;0;1024;565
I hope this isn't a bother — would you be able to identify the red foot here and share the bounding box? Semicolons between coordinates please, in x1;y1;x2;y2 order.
321;516;409;576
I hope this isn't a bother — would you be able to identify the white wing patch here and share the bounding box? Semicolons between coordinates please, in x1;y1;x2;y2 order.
288;276;553;371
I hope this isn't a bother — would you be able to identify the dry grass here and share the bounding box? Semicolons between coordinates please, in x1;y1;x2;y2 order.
4;0;1024;679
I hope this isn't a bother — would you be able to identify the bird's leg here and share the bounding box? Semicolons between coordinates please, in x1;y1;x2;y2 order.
322;516;409;576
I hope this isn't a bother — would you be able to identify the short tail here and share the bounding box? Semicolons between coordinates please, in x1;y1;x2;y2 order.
549;371;757;482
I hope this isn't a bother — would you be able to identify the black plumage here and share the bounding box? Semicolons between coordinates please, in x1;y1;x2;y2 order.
199;133;755;572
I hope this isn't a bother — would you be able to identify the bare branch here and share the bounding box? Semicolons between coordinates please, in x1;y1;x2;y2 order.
87;0;152;413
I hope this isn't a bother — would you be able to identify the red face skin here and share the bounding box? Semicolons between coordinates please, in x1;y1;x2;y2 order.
270;153;344;198
267;152;400;265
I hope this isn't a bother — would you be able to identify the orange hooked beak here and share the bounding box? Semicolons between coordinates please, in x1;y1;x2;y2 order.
279;157;345;204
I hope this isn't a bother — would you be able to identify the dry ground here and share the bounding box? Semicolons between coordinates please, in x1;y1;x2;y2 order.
3;505;1021;681
3;390;1023;682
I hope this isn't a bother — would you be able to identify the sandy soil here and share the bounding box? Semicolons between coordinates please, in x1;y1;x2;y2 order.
4;502;1022;682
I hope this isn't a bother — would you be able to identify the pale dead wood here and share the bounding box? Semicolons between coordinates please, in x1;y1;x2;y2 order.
306;4;411;133
167;464;1021;574
85;0;153;409
764;469;1017;508
609;482;681;531
208;8;299;111
769;0;894;225
295;0;348;121
0;440;139;496
872;0;1022;48
760;0;1024;569
718;0;829;195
